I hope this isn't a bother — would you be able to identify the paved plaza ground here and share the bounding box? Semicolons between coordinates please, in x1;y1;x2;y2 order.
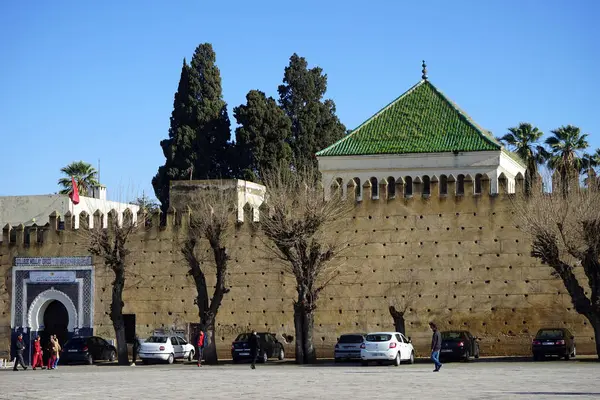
0;359;599;399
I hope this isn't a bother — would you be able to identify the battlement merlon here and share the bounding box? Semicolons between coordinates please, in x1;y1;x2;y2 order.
169;179;266;223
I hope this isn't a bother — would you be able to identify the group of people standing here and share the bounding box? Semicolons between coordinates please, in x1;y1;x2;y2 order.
12;334;62;371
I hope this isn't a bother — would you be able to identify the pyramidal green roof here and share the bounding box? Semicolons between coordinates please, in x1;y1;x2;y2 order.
316;80;502;157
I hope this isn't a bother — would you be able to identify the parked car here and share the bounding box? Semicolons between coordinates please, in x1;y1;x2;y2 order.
231;332;285;363
334;333;365;362
532;328;576;361
60;336;117;365
439;331;480;361
360;332;415;366
138;335;195;364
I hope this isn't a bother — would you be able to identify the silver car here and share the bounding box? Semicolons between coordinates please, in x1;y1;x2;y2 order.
334;334;365;362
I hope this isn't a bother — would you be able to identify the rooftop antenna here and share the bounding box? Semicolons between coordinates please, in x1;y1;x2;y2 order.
422;60;428;81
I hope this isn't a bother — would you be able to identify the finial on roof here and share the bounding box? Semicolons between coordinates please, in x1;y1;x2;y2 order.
421;60;428;80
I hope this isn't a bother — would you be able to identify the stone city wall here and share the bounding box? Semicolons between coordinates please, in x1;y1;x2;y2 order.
0;179;595;359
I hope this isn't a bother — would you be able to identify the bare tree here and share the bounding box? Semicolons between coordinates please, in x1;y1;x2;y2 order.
514;176;600;359
85;209;143;365
181;183;236;365
385;272;420;335
259;167;354;364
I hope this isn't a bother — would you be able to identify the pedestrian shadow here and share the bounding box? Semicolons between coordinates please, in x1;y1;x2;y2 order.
510;392;600;396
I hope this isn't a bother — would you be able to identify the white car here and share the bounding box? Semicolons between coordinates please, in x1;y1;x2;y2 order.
138;335;195;364
360;332;415;366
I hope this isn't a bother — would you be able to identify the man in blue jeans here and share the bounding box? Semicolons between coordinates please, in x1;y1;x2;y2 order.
429;322;442;372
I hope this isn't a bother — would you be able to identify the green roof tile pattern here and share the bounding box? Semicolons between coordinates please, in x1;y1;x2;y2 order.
316;80;502;157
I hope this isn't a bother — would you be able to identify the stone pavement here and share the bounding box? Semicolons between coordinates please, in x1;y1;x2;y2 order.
0;360;599;399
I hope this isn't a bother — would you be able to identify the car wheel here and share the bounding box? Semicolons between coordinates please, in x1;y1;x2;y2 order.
361;360;368;366
261;352;268;363
408;351;415;364
475;346;480;359
572;346;576;358
564;351;571;361
334;358;340;363
278;348;285;361
108;350;116;362
393;353;401;367
187;350;195;362
464;350;471;362
142;359;150;365
167;353;174;364
533;353;542;361
86;354;94;365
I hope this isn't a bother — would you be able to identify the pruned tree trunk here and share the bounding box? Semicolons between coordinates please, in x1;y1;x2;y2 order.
293;301;316;364
389;306;406;335
202;319;218;365
110;266;128;365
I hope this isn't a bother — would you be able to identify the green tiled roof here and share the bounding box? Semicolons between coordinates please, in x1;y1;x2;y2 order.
316;80;502;157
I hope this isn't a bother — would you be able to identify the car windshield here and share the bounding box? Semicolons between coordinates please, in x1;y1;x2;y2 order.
145;336;168;343
365;334;392;342
536;330;564;340
338;335;363;344
442;332;463;340
235;333;251;342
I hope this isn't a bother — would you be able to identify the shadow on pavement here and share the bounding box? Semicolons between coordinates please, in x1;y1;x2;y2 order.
510;392;600;396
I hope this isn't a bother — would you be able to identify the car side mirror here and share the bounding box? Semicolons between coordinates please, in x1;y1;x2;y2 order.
408;337;412;343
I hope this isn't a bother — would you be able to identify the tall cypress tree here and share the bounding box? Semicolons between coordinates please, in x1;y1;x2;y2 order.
278;54;346;170
153;44;232;211
234;90;292;181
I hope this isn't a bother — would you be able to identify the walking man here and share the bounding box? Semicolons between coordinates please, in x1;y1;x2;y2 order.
13;333;27;371
196;330;205;367
249;331;260;370
32;336;43;370
430;322;442;372
131;335;140;366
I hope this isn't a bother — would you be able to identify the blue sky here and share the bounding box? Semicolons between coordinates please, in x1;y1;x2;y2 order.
1;0;599;200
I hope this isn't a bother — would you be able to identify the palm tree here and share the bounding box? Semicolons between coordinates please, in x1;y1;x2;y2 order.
582;149;600;189
58;161;100;196
545;125;589;195
497;123;546;194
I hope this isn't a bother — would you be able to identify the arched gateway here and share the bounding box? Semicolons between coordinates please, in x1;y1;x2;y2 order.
10;257;94;364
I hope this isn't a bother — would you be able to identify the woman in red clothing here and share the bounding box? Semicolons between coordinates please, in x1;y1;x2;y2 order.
32;336;44;370
196;330;205;367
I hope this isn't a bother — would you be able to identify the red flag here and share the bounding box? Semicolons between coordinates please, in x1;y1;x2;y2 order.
69;177;80;205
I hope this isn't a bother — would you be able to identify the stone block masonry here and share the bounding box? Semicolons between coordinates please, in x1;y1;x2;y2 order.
0;185;595;359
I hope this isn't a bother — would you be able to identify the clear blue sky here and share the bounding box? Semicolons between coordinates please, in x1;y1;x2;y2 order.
1;0;599;200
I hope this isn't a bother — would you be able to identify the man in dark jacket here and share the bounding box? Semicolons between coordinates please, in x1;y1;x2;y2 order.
13;333;27;371
429;322;442;372
249;331;260;370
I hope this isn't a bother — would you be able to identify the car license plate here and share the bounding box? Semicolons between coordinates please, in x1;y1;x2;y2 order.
68;349;78;352
543;342;554;345
441;349;453;353
240;352;249;356
374;353;383;357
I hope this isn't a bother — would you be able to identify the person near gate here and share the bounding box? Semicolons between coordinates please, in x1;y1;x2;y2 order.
52;335;61;369
13;333;27;371
196;330;205;367
32;336;43;370
249;331;260;370
430;322;443;372
47;336;57;370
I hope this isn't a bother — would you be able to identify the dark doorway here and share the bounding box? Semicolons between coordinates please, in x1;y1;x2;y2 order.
41;300;69;363
124;314;136;343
